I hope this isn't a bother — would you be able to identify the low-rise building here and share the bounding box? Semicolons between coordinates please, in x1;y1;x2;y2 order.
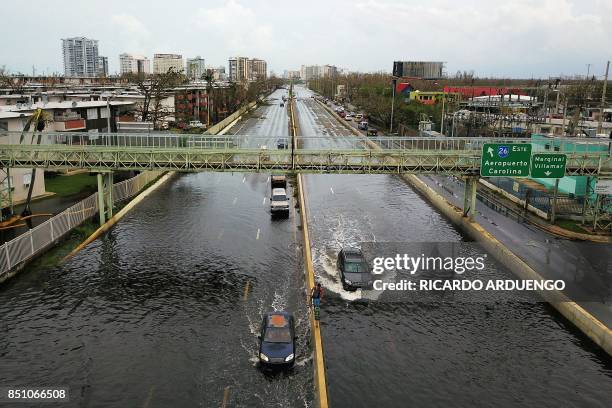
0;100;136;132
0;111;46;207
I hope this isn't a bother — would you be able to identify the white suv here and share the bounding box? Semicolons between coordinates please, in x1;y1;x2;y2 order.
270;188;290;216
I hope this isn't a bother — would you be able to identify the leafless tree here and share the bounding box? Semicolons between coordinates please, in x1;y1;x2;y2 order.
0;66;25;94
125;68;187;129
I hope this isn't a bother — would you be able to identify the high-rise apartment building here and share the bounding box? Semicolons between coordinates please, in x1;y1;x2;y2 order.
300;64;338;81
251;59;267;80
154;54;184;74
283;70;301;79
62;37;99;77
97;56;108;77
119;54;151;75
229;57;267;82
207;66;227;81
186;56;206;80
228;57;249;82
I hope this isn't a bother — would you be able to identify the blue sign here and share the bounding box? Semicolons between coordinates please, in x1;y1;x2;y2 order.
497;145;509;159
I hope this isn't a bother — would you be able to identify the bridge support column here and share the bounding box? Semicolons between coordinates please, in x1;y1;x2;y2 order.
96;172;113;225
463;176;478;220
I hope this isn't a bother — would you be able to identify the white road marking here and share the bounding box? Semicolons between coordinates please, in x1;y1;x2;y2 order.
256;228;261;240
217;229;224;240
262;197;266;205
142;385;156;408
242;176;246;183
330;187;335;194
232;197;237;205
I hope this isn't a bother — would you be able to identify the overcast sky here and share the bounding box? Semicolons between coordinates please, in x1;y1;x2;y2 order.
1;0;611;78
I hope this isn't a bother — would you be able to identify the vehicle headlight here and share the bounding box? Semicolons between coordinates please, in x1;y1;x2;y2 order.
344;279;352;285
259;353;269;362
285;353;294;362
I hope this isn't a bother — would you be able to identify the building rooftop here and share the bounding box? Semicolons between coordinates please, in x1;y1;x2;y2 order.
0;111;32;119
0;100;135;113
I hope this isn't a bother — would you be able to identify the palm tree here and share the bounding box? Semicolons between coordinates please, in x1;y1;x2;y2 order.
201;71;215;127
19;108;51;216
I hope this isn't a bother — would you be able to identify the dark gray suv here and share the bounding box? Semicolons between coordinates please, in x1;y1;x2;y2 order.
337;248;372;291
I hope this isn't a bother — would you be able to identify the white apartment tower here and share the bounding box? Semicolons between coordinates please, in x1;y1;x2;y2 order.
62;37;99;77
119;54;151;75
186;56;206;80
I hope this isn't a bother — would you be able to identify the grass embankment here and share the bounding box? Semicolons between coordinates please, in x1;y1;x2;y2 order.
44;173;98;197
27;221;98;270
27;192;138;270
554;219;591;234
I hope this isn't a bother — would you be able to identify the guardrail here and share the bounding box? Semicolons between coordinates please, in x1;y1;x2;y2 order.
1;131;611;153
0;171;162;280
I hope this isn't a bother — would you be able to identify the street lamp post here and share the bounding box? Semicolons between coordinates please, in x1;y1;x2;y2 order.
101;92;113;132
451;111;460;138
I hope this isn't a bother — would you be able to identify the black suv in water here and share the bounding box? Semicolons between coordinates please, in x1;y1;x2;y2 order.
337;248;372;291
258;312;296;369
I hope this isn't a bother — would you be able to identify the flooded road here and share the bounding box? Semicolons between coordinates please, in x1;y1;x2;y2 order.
0;87;609;408
0;90;313;407
294;85;612;408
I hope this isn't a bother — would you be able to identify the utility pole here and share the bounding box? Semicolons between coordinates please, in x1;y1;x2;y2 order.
550;178;559;224
543;86;549;124
597;60;609;135
498;93;504;136
586;63;592;79
562;98;568;136
440;89;445;135
390;77;397;134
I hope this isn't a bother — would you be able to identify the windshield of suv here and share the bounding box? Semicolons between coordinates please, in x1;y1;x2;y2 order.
264;327;292;343
345;260;365;273
272;194;287;201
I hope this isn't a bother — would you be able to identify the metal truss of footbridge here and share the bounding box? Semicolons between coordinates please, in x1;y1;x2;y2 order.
1;132;610;178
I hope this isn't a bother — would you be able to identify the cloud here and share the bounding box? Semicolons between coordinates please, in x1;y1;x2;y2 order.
350;0;611;76
110;13;152;55
193;0;275;55
0;0;610;77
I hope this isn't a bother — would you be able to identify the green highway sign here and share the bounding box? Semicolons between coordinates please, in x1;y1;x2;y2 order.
480;143;532;177
530;153;567;178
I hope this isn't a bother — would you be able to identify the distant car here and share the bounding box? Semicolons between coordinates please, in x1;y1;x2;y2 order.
344;114;352;121
367;128;378;136
258;312;296;369
334;106;344;113
354;113;363;120
358;121;368;130
277;138;289;149
188;120;206;129
338;111;346;118
337;247;372;291
270;187;290;216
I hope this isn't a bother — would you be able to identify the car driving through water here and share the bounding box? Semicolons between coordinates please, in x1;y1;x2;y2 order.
258;312;296;369
337;247;373;291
